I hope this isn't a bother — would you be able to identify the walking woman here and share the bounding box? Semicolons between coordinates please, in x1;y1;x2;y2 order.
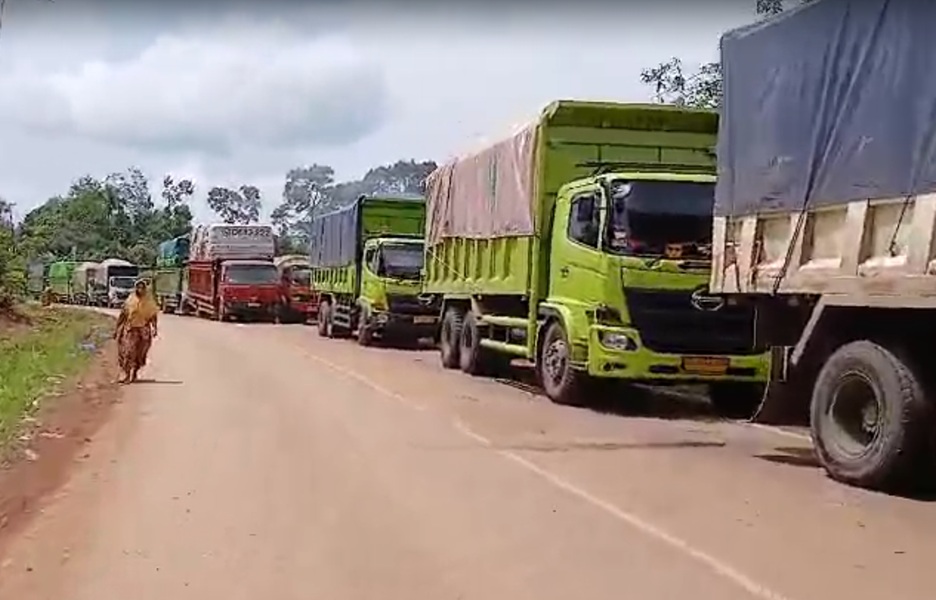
114;279;159;383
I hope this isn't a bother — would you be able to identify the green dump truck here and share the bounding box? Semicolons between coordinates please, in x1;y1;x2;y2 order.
424;100;770;410
47;261;77;303
309;195;440;346
154;235;190;313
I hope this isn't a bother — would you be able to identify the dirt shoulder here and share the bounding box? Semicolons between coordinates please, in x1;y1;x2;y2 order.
0;304;121;554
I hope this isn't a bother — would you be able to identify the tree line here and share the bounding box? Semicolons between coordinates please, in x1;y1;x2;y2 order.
0;159;436;304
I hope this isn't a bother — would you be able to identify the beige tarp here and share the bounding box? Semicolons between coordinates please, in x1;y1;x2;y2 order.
426;123;538;245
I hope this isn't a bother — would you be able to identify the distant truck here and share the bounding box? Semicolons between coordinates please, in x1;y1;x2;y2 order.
273;254;318;323
154;235;190;314
92;258;139;308
309;195;440;345
71;261;99;305
26;261;45;299
709;0;936;491
47;261;77;303
424;100;770;409
183;224;279;322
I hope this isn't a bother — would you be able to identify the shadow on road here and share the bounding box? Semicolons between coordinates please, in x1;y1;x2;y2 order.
492;363;721;423
132;379;184;385
756;446;820;469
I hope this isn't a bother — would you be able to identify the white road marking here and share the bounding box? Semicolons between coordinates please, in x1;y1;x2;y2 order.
296;334;795;600
745;423;811;442
452;419;794;600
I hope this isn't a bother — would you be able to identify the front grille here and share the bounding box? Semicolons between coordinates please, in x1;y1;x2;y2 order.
625;288;762;355
386;293;441;316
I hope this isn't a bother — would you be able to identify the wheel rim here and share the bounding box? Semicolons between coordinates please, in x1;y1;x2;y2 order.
826;370;883;458
542;337;568;386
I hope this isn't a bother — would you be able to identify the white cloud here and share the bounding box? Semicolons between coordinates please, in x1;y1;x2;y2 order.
0;23;388;153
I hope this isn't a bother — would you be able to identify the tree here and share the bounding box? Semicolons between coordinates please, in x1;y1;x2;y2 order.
360;159;437;196
160;175;195;239
640;0;805;108
207;185;261;225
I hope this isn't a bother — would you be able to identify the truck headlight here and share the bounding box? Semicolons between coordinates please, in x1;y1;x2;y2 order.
599;331;637;351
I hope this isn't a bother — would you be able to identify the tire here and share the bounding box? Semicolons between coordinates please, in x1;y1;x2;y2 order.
317;302;331;337
356;307;374;347
537;320;587;406
439;308;464;369
811;340;934;491
458;312;502;376
709;382;765;419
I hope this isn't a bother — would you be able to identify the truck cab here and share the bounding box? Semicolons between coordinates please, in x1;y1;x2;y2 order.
274;255;318;324
216;259;280;321
357;236;438;344
543;171;768;409
108;275;136;308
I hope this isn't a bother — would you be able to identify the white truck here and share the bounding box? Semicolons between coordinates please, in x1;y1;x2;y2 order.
710;0;936;492
93;258;139;308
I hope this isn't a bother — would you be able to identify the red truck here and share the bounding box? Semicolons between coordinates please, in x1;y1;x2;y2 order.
182;224;279;322
274;255;319;324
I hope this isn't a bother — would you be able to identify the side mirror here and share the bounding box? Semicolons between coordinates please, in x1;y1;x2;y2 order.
575;197;596;222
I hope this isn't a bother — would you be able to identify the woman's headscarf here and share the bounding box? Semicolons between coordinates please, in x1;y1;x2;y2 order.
125;278;159;322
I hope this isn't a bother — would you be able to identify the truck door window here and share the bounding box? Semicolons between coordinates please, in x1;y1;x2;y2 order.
568;193;600;249
364;248;378;273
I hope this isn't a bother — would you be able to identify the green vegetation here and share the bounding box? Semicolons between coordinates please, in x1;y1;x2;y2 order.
0;158;437;297
640;0;810;108
0;306;113;444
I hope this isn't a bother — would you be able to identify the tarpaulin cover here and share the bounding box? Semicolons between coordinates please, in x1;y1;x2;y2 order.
426;123;537;245
309;201;360;268
715;0;936;218
157;236;190;266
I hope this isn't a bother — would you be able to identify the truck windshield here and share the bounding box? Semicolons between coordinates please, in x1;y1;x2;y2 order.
289;268;311;287
379;244;423;280
226;265;278;285
605;179;714;259
110;277;136;289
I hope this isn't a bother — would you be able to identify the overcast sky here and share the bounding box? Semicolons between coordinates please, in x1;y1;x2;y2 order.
0;0;758;223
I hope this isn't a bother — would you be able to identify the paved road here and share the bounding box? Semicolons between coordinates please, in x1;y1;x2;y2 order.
2;315;935;599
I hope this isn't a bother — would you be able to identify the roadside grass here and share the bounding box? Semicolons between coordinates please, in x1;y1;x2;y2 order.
0;305;113;445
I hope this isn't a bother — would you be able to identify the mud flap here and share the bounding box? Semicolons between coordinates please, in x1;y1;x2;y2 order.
749;346;811;425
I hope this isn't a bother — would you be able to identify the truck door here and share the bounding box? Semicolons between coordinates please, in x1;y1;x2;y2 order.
548;188;608;308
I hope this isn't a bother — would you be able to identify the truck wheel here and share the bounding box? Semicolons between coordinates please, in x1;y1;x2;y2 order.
538;321;586;406
458;312;500;376
708;382;765;419
439;308;464;369
356;308;374;346
811;340;934;491
317;302;331;337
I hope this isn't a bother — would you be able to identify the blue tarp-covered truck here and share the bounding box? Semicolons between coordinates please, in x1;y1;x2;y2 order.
155;235;190;313
709;0;936;491
309;195;440;345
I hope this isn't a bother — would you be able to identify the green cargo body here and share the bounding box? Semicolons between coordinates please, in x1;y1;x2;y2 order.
426;100;769;410
47;261;78;300
424;102;719;296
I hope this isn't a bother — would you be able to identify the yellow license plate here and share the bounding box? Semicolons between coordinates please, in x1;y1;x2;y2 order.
681;356;729;375
413;315;436;324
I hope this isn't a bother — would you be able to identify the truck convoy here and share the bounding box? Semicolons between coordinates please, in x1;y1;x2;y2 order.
183;224;279;322
92;258;139;308
155;235;190;314
309;195;440;346
424;100;770;409
273;254;318;323
710;0;936;491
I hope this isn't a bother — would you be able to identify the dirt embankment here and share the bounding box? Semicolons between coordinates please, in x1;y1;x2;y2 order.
0;305;122;554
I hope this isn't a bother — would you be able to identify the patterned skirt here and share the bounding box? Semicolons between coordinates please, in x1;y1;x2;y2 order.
118;325;153;374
